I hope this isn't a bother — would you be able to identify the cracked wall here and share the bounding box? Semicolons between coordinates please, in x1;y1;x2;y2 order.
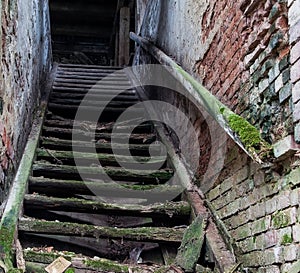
0;0;52;211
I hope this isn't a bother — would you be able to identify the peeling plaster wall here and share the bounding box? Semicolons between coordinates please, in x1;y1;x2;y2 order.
0;0;52;209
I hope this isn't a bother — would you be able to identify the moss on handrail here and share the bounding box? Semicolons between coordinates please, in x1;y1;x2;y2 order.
130;32;272;162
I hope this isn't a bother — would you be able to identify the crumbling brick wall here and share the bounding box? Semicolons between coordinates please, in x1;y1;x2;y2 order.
136;0;300;271
0;0;51;211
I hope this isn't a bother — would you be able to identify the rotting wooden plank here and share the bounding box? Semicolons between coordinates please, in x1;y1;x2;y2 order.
50;92;138;101
48;98;138;108
175;215;207;272
52;86;136;94
56;74;127;81
43;119;152;134
0;65;58;271
23;250;182;273
32;162;174;183
58;64;122;69
28;177;182;199
40;137;157;155
54;78;131;85
36;149;165;166
52;82;132;90
19;219;184;243
118;7;130;66
24;195;190;218
42;127;156;143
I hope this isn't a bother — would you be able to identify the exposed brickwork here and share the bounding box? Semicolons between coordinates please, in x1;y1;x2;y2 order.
289;0;300;143
0;0;51;210
136;0;300;270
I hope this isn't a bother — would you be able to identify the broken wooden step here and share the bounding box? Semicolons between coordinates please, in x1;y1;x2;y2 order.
24;195;190;218
23;249;184;273
43;119;153;134
32;162;174;183
42;127;156;143
19;218;185;243
36;149;166;167
28;177;183;200
40;138;160;156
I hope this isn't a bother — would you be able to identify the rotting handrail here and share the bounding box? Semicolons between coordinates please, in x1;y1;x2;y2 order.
130;32;271;164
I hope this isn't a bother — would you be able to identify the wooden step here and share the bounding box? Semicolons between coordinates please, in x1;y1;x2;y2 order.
43;119;153;133
50;91;139;101
19;218;185;243
54;78;131;85
40;137;159;156
28;177;183;199
23;249;183;273
24;195;190;218
32;162;174;183
42;127;156;143
36;149;166;167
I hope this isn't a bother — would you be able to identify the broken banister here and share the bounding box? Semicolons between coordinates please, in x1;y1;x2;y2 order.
129;32;271;163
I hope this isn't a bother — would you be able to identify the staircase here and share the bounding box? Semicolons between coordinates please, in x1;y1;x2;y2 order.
18;64;201;272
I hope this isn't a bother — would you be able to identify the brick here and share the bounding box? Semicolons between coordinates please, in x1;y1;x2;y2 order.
275;74;284;92
252;216;271;235
295;123;300;143
294;100;300;122
258;78;269;94
290;188;300;206
291;41;300;64
292;80;300;103
283;244;298;261
240;251;265;267
289;0;300;27
272;207;296;229
264;230;280;248
207;185;220;201
279;55;290;71
290;20;300;44
291;58;300;83
279;227;293;245
273;135;300;159
268;62;280;83
251;202;266;219
266;198;277;214
282;69;291;84
231;223;251;240
292;224;300;243
264;246;283;265
279;83;292;103
288;167;300;186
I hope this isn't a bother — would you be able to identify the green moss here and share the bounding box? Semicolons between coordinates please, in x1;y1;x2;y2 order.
84;258;128;272
281;234;293;245
228;114;262;149
272;212;290;229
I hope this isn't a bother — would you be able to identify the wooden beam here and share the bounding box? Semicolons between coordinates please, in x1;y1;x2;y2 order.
28;177;183;200
19;219;184;243
24;195;190;218
32;162;174;183
118;7;130;66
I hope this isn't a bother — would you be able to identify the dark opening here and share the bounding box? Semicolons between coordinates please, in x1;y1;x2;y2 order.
49;0;136;66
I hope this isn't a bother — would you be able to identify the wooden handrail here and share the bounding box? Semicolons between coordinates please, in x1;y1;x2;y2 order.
130;32;270;163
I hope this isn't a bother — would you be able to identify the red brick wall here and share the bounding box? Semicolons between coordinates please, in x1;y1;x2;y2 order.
195;0;291;144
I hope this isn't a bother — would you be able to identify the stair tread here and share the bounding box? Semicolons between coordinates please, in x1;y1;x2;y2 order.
24;194;190;217
19;218;185;243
